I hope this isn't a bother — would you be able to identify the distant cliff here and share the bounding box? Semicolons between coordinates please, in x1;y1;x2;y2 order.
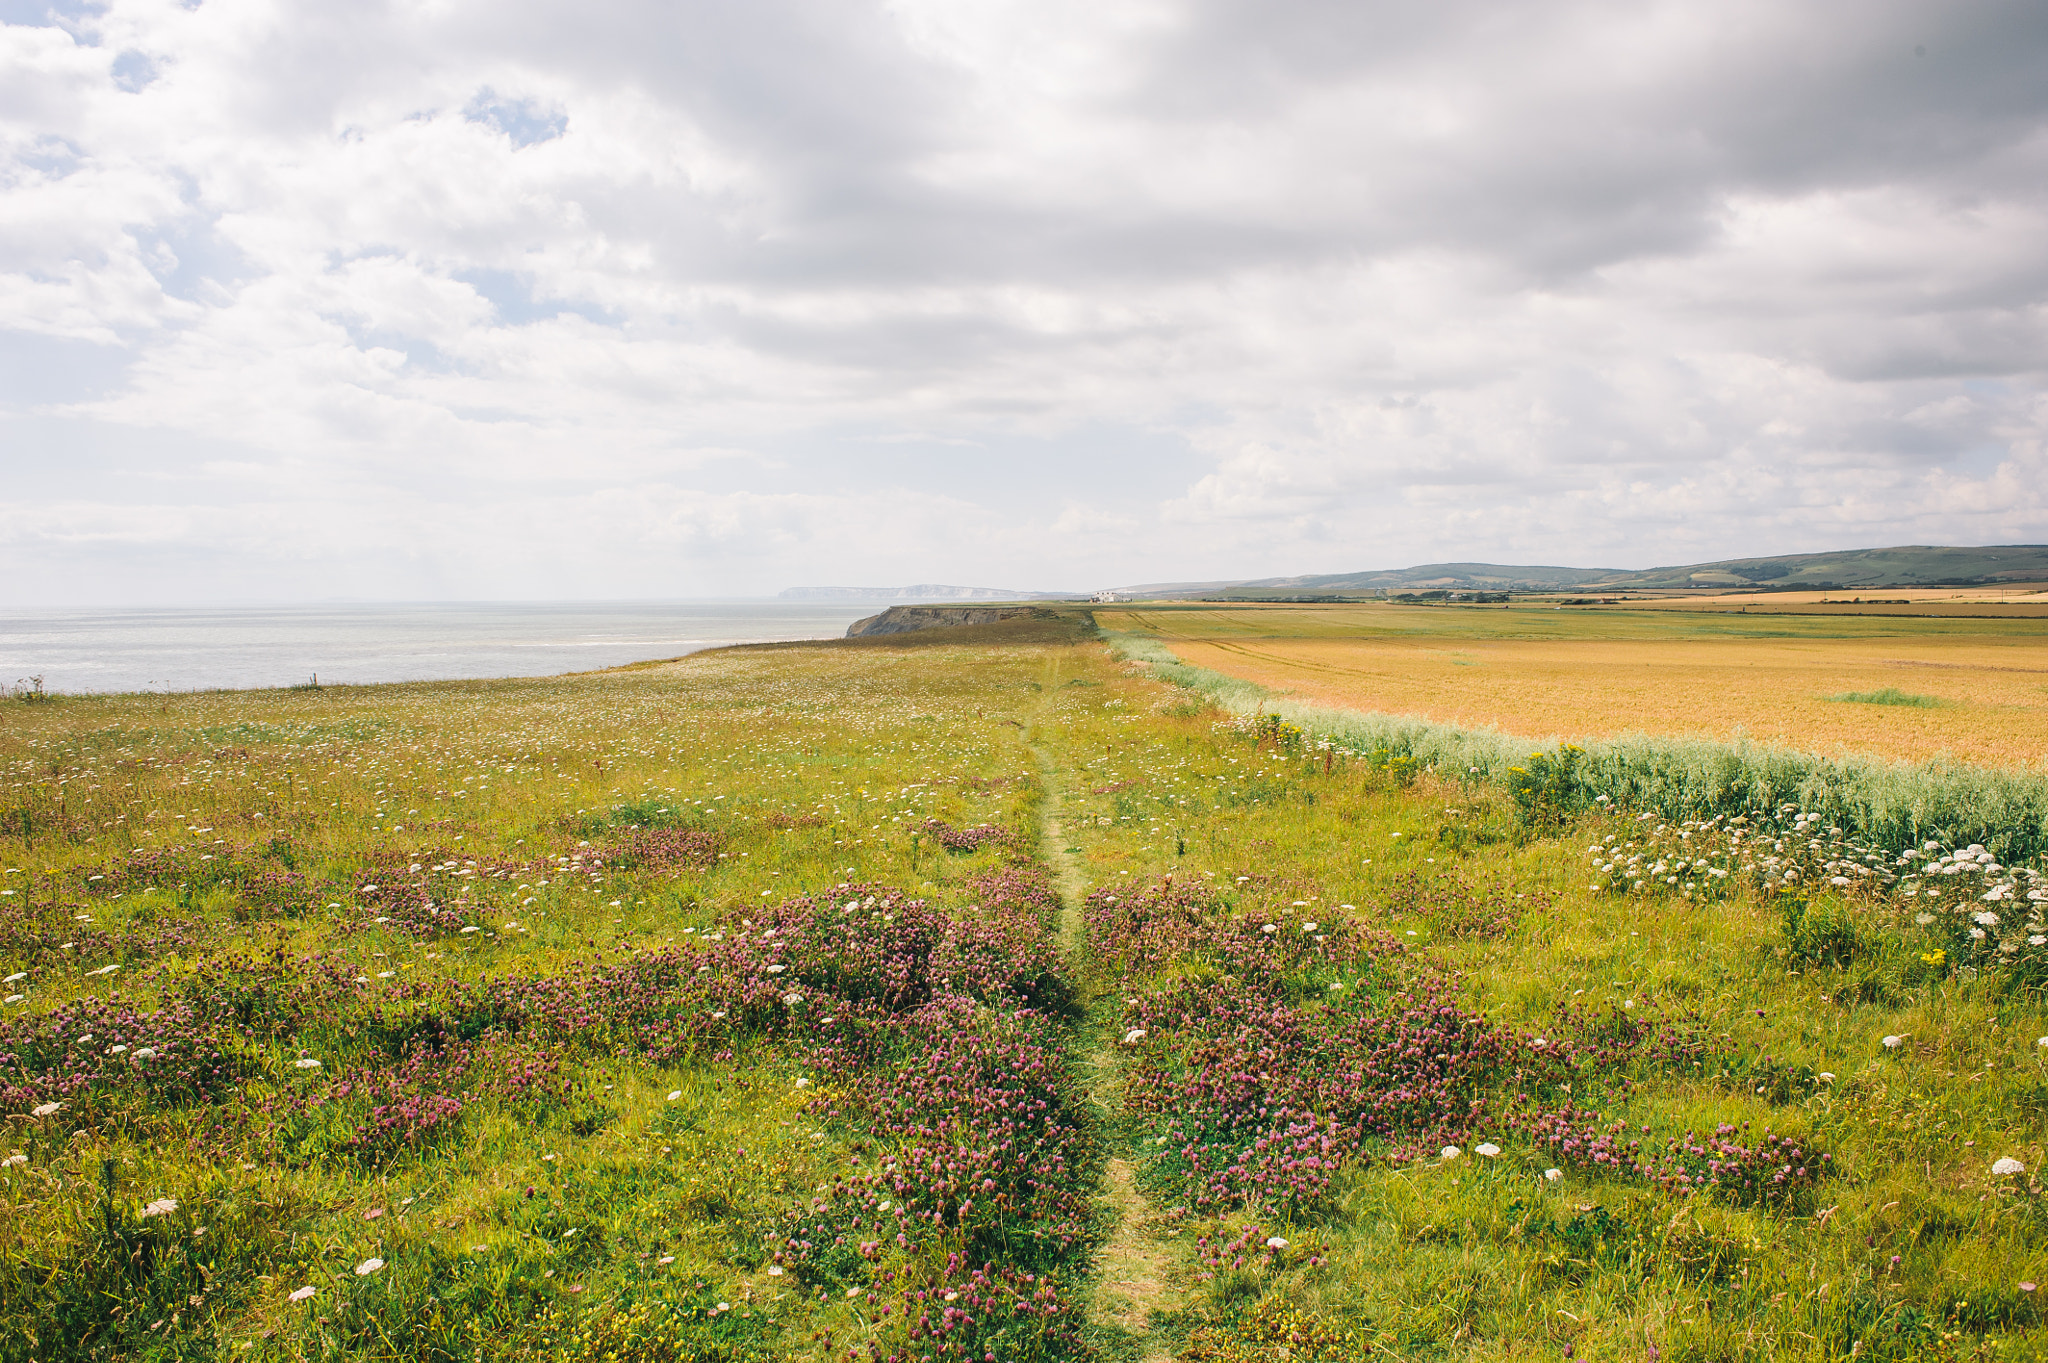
783;584;1071;602
845;605;1056;637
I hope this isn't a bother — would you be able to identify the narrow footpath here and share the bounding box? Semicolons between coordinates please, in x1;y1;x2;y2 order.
1028;669;1179;1363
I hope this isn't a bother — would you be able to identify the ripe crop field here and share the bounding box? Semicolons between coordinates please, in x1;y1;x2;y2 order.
1097;603;2048;768
3;621;2047;1362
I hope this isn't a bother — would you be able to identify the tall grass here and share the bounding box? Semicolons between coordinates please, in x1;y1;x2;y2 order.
1106;630;2048;861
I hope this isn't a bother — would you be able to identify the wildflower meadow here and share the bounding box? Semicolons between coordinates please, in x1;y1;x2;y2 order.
2;615;2046;1361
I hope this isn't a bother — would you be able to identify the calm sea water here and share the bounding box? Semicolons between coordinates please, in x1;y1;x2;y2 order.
0;602;880;696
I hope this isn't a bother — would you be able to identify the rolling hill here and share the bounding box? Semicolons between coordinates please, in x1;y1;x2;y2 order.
1124;544;2048;597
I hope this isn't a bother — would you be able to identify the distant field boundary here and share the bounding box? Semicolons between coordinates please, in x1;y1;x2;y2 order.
1105;630;2048;863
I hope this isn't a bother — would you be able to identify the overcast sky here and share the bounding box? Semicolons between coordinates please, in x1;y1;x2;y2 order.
3;0;2044;604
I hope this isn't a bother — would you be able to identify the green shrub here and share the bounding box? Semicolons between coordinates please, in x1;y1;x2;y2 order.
1829;688;1944;707
1779;892;1864;968
1507;744;1587;831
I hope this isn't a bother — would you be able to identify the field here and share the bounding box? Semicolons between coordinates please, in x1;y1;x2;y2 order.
3;619;2047;1362
1096;603;2048;768
1586;587;2048;618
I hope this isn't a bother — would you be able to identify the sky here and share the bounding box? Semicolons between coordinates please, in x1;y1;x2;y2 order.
2;0;2045;604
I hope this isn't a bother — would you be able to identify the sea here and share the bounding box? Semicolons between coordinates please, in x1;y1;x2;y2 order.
0;601;882;696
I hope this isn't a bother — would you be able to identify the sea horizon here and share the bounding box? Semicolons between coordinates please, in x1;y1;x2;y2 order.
0;599;883;697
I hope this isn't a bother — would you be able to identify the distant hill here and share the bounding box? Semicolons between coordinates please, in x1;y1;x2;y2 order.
1127;544;2048;598
1182;562;1623;595
1601;545;2048;590
779;584;1075;602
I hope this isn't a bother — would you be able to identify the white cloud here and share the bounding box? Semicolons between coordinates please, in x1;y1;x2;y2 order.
1;0;2044;602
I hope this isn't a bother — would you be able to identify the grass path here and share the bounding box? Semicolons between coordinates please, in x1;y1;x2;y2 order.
1028;669;1181;1362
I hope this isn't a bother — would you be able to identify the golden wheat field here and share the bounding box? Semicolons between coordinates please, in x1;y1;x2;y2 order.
1098;602;2048;767
1611;585;2048;618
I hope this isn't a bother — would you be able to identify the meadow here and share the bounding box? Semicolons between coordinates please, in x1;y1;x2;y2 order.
2;617;2046;1362
1095;602;2048;768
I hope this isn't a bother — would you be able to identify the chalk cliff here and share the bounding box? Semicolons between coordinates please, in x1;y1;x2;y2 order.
844;605;1054;637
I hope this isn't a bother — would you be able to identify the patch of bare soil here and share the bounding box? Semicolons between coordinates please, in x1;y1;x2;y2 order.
1092;1157;1178;1360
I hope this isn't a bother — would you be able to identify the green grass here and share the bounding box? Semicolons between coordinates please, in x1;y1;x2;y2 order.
1831;688;1947;708
2;622;2046;1361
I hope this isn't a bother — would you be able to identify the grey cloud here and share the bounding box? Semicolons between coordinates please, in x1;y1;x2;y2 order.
0;0;2043;604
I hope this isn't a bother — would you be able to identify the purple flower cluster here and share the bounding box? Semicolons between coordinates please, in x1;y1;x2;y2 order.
960;866;1061;922
175;949;361;1040
468;944;782;1065
0;881;211;970
3;851;1099;1335
328;1044;470;1160
1506;999;1716;1093
0;996;238;1112
1385;871;1541;940
606;826;724;873
730;884;1064;1018
919;819;1013;853
1100;877;1505;1214
93;842;313;915
1192;1221;1303;1278
1085;878;1375;984
862;1252;1080;1363
636;882;1094;1349
0;896;116;966
1513;1107;1828;1206
355;870;469;939
434;882;1071;1079
342;831;718;939
263;1027;571;1165
1126;980;1501;1211
104;845;205;890
800;1000;1091;1249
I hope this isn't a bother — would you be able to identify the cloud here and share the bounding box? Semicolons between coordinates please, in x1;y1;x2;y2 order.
1;0;2044;602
